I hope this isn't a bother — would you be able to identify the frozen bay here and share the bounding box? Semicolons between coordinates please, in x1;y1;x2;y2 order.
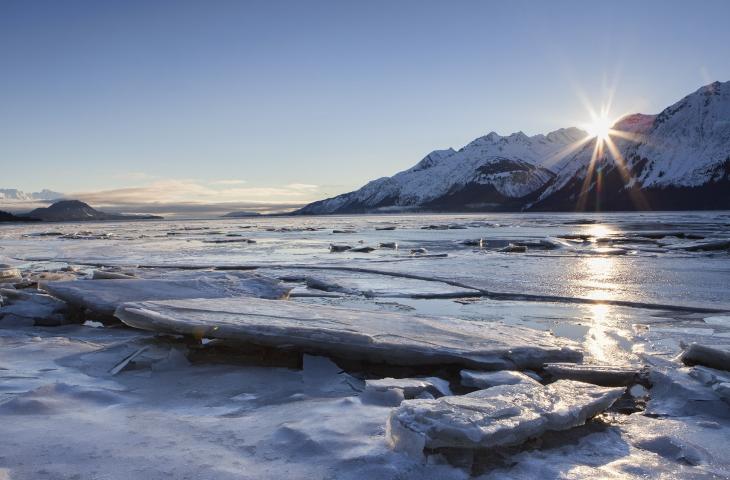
1;211;729;478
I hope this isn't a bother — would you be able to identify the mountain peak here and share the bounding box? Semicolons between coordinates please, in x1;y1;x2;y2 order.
545;127;588;144
612;113;656;133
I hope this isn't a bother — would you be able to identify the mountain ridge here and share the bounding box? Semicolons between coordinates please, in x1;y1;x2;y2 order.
297;81;730;214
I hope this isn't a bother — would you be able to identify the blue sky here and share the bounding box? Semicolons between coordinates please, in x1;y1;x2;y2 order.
2;0;729;211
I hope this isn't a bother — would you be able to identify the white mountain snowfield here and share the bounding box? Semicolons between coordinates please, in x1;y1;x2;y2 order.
0;189;62;202
299;80;730;214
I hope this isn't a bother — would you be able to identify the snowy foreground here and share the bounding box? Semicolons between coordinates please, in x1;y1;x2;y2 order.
1;212;730;479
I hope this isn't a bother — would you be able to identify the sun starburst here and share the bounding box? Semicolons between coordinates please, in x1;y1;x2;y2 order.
575;98;650;211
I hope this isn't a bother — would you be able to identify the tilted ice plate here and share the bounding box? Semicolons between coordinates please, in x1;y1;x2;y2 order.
115;297;582;369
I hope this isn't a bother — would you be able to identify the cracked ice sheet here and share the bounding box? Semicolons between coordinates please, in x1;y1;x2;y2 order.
297;296;646;366
387;380;623;453
41;272;291;317
4;212;730;311
115;297;582;369
259;267;478;297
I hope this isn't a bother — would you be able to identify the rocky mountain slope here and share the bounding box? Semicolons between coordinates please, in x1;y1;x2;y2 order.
298;128;586;214
297;81;730;214
531;81;730;211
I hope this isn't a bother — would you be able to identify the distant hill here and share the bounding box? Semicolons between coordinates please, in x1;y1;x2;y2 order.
24;200;163;222
222;211;262;218
0;210;40;223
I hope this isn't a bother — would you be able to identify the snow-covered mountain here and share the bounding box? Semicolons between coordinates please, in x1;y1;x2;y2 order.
0;189;63;202
298;80;730;214
298;128;587;214
531;81;730;211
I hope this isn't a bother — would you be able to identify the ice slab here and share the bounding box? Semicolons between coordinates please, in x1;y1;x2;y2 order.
680;343;730;372
363;377;451;405
42;273;291;318
386;380;623;455
704;316;730;328
0;267;22;283
688;365;730;403
644;359;730;418
460;369;540;389
0;289;68;326
115;297;582;369
543;363;645;387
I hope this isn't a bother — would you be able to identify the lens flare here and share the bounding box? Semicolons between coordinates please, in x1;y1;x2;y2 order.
586;115;613;141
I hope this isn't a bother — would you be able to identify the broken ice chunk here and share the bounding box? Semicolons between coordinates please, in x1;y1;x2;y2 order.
386;380;623;455
543;363;645;387
0;288;68;326
363;377;450;406
681;240;730;252
0;267;22;283
302;355;359;395
350;246;376;253
460;369;540;389
461;239;484;248
304;277;358;295
499;244;527;253
688;365;730;403
91;270;137;280
680;343;730;372
704;316;730;328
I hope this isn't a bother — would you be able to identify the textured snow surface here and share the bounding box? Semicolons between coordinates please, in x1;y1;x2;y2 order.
387;380;623;452
116;297;582;369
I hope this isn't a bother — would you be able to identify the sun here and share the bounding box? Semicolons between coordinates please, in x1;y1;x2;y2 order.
585;114;613;141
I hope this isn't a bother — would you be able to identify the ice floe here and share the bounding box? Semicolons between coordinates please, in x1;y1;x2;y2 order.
0;288;69;326
116;297;582;369
542;363;646;387
460;369;540;388
362;377;452;406
41;273;291;318
386;380;623;455
680;343;730;371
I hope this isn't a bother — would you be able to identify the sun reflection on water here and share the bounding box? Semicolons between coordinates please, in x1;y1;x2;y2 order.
580;254;627;363
584;224;613;239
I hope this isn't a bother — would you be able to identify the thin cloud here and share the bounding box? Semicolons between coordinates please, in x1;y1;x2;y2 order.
62;179;328;215
2;179;335;217
209;179;248;186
